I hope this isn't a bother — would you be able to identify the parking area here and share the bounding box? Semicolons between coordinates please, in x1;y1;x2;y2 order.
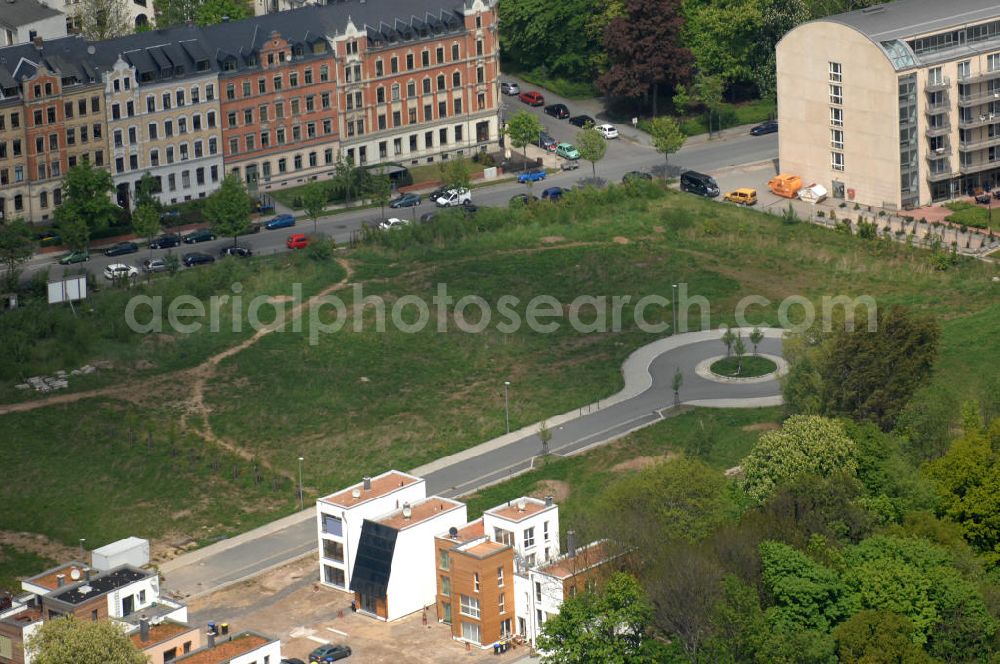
185;555;532;663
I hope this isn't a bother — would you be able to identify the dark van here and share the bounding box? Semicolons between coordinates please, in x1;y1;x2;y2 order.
680;171;720;197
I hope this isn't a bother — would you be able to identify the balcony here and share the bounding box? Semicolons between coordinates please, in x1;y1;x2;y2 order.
924;100;949;114
959;134;1000;151
958;112;1000;129
926;168;954;182
959;157;1000;175
925;76;950;92
926;145;951;158
925;122;951;137
959;69;1000;85
957;89;1000;107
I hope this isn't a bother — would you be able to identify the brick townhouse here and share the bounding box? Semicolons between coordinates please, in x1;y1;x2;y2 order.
0;0;501;222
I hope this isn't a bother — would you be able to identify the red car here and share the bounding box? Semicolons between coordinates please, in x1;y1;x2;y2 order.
518;91;545;106
286;233;309;249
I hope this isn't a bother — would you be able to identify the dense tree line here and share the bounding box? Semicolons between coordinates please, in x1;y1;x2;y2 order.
498;0;883;109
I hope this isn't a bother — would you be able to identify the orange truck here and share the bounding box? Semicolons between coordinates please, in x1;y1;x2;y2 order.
768;174;803;198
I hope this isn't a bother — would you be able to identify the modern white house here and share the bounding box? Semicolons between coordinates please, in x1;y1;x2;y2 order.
0;0;66;47
483;496;560;569
316;470;426;592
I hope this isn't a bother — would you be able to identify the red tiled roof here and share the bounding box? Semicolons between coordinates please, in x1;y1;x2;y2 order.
321;471;420;508
131;622;194;649
378;497;462;529
487;499;549;523
175;634;269;664
537;541;614;579
464;541;507;558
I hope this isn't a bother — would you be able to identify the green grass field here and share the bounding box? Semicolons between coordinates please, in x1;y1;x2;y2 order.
2;183;998;588
710;355;777;378
0;545;55;595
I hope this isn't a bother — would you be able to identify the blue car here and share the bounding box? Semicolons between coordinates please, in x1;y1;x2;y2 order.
518;169;546;184
264;214;295;230
541;186;564;201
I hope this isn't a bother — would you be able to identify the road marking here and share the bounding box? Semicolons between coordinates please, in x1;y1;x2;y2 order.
326;627;349;637
307;635;330;644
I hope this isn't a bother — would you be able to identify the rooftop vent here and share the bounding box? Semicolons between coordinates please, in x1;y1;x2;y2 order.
362;476;372;491
351;488;361;499
139;617;150;643
402;502;412;519
517;498;526;512
448;526;459;538
55;574;65;588
545;495;553;507
567;530;576;558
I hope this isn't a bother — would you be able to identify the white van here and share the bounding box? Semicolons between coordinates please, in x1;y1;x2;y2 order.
435;188;472;207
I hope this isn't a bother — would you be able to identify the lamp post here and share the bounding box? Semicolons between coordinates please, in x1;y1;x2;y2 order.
297;456;304;510
671;284;678;334
79;538;85;561
503;381;511;434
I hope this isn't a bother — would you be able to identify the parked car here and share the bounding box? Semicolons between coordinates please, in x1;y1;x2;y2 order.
220;245;253;257
103;263;139;280
680;170;720;197
510;193;538;206
541;187;565;201
183;229;217;244
568;114;595;128
435;188;472;207
537;132;558;152
182;252;215;267
389;192;421;208
286;233;310;249
58;250;89;265
750;120;778;136
518;90;545;106
500;81;520;96
103;241;139;257
555;143;580;160
239;222;263;235
544;103;570;119
149;233;182;249
142;257;169;273
723;188;758;206
560;159;580;172
35;230;62;246
622;171;653;183
309;644;351;662
159;209;181;223
378;218;409;230
265;213;296;230
419;212;436;224
517;169;547;183
596;123;619;139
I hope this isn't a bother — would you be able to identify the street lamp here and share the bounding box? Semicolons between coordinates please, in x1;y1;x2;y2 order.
79;538;86;561
671;284;678;334
503;381;511;434
297;456;304;510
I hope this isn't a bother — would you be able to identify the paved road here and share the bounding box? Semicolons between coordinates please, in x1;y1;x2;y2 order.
160;329;783;600
25;104;776;285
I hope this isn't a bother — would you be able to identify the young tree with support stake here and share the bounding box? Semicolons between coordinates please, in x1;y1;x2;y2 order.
131;204;161;258
505;111;544;173
368;174;393;221
576;126;608;181
300;181;328;235
0;219;35;292
749;327;764;356
204;174;253;247
648;116;686;169
54;163;120;251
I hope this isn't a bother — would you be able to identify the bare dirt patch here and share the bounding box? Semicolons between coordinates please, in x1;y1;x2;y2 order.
653;226;665;234
613;236;630;244
540;236;566;244
610;452;679;473
741;422;780;432
0;531;78;563
530;479;570;504
269;295;294;304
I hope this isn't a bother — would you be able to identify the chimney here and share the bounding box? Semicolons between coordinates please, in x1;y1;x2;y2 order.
139;617;150;643
567;530;576;558
362;476;372;491
545;495;553;507
56;574;65;587
32;36;43;50
84;568;92;582
207;631;216;648
402;502;412;519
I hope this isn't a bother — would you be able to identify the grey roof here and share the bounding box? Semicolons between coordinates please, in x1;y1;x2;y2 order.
0;0;63;29
825;0;1000;42
0;0;473;93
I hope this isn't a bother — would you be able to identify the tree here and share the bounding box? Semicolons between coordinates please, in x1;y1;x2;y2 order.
575;126;607;180
536;572;653;664
599;0;691;114
193;0;251;25
647;116;685;166
694;73;725;136
497;0;602;81
134;173;163;212
300;182;327;235
367;174;392;221
26;615;146;664
505;111;544;173
539;419;552;457
54;163;119;251
733;335;746;374
741;415;858;501
759;540;856;633
833;610;933;664
749;327;764;356
672;367;683;406
720;326;736;357
130;204;161;258
0;219;36;292
78;0;133;40
703;575;766;663
332;152;360;208
203;174;252;247
440;156;473;192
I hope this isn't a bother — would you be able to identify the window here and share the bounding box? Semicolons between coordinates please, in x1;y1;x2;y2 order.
477;67;485;84
40;191;48;208
273;75;283;91
245;134;255;151
459;594;480;618
423;78;431;94
211;165;219;182
442;602;452;623
436;47;444;64
378;114;387;130
64;101;73;118
127;128;136;145
928;67;943;86
229;138;239;154
524;527;535;548
206;84;215;100
393;137;402;154
291;99;300;115
111;104;120;121
424;104;433;121
831;151;844;171
452;44;459;60
167;146;175;163
346;40;358;55
168;173;176;191
407;53;414;70
422;50;430;67
390;57;399;74
150;149;159;166
292;126;301;141
275;102;285;119
407;81;416;98
391;84;400;101
165;120;173;137
497;566;504;586
138;590;146;604
191;86;200;104
829;61;842;82
494;528;513;546
452;72;461;87
209;137;218;154
162;93;171;110
461;622;480;643
392;111;401;126
322;514;343;536
830;107;843;127
290;72;299;87
990;54;1000;72
278;158;287;173
439;125;447;142
322;92;331;109
176;90;185;106
454;98;462;115
437;74;445;91
473;572;480;592
829;84;843;105
377;87;386;104
78;99;87;116
113;130;123;148
535;581;542;602
320;65;329;82
376;60;384;77
498;593;506;614
543;521;549;542
324;565;345;587
304;68;313;84
476;39;483;56
439;549;450;570
441;575;451;596
409;108;417;124
830;128;844;149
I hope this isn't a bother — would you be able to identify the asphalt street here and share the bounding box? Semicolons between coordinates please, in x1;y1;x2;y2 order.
25;102;776;284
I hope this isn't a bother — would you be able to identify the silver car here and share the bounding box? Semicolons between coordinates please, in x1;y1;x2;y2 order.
501;81;520;96
142;257;169;273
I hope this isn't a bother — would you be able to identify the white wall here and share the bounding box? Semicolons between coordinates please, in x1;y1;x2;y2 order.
229;639;282;664
3;12;67;45
106;575;159;618
316;478;427;591
483;502;559;565
385;505;467;621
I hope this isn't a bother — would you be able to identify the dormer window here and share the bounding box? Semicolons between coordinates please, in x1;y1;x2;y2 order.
248;54;258;67
346;40;358;55
267;53;274;65
222;59;236;72
293;44;304;57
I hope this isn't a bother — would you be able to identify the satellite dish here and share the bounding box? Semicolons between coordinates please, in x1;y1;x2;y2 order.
402;503;412;519
87;45;96;55
69;568;81;581
351;488;361;499
448;526;458;538
517;498;526;512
